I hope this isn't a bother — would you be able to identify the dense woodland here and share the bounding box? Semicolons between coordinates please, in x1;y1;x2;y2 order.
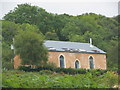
1;4;119;69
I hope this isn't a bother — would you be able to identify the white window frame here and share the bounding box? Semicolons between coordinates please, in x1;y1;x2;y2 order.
58;54;66;68
88;56;95;69
74;59;81;69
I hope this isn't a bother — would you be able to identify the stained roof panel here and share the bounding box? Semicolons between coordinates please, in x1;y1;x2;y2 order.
44;40;106;54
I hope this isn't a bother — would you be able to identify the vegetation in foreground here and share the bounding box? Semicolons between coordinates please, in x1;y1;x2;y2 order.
2;70;119;88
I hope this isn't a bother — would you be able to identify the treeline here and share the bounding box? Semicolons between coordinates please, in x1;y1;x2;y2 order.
2;3;119;69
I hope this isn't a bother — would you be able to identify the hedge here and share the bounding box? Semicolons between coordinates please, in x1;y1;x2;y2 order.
18;66;116;75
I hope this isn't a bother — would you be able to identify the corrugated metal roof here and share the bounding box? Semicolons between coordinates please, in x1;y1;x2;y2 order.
44;40;106;54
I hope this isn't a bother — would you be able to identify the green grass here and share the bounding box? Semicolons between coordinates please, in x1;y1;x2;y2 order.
2;70;119;88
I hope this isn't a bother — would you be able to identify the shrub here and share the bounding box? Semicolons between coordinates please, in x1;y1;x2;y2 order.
87;69;107;76
39;70;54;75
2;70;119;88
44;62;57;68
19;66;31;71
76;68;87;74
55;68;66;73
95;71;119;87
64;68;75;74
19;65;119;76
2;62;14;70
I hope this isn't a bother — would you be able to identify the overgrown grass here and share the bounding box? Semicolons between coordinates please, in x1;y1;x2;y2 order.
2;70;119;88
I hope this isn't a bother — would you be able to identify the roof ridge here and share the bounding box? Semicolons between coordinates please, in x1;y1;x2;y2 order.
45;40;89;44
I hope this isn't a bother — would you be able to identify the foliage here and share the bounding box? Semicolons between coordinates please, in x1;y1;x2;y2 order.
4;4;55;34
44;62;57;69
2;20;46;69
14;30;48;65
45;32;59;40
107;40;118;68
39;70;54;75
18;66;115;76
69;34;86;42
3;4;119;69
2;20;42;44
2;20;20;44
2;42;14;70
2;70;119;88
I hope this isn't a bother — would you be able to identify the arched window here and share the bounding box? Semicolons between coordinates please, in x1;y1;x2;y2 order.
75;60;80;69
89;56;94;69
59;55;64;68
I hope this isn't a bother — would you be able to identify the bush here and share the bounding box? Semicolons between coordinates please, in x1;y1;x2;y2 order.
76;68;87;74
39;70;54;75
64;68;75;74
19;65;119;76
44;62;57;68
2;70;119;88
2;62;14;70
19;66;86;75
87;69;107;76
19;66;32;71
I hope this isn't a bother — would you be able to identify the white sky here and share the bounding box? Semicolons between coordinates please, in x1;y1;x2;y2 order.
0;0;119;19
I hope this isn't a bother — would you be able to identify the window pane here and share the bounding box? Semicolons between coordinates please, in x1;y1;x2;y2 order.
75;61;79;69
89;56;94;69
60;55;64;68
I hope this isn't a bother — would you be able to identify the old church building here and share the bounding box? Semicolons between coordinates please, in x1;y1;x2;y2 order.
14;40;107;69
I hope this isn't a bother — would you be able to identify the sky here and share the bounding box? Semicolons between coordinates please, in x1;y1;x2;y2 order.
0;0;119;19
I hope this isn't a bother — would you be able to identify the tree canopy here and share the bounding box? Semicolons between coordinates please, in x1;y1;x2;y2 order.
2;3;119;69
14;30;48;65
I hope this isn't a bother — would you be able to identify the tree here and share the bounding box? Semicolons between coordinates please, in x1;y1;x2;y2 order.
2;20;20;44
4;3;46;24
0;35;2;69
2;42;14;70
45;32;59;40
107;40;119;69
2;20;42;44
61;22;81;40
69;34;85;43
14;30;48;66
3;4;55;34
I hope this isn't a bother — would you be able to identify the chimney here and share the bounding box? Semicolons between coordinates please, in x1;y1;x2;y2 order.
90;38;93;47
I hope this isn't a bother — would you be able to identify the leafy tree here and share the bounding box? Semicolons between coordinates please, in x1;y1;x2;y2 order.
20;23;39;32
77;15;98;34
61;22;80;40
2;42;14;69
0;35;1;41
3;4;55;34
0;35;2;70
52;14;73;40
69;34;85;43
4;4;46;24
107;40;118;69
2;20;42;44
2;20;20;44
45;31;59;40
113;15;120;23
14;30;48;66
